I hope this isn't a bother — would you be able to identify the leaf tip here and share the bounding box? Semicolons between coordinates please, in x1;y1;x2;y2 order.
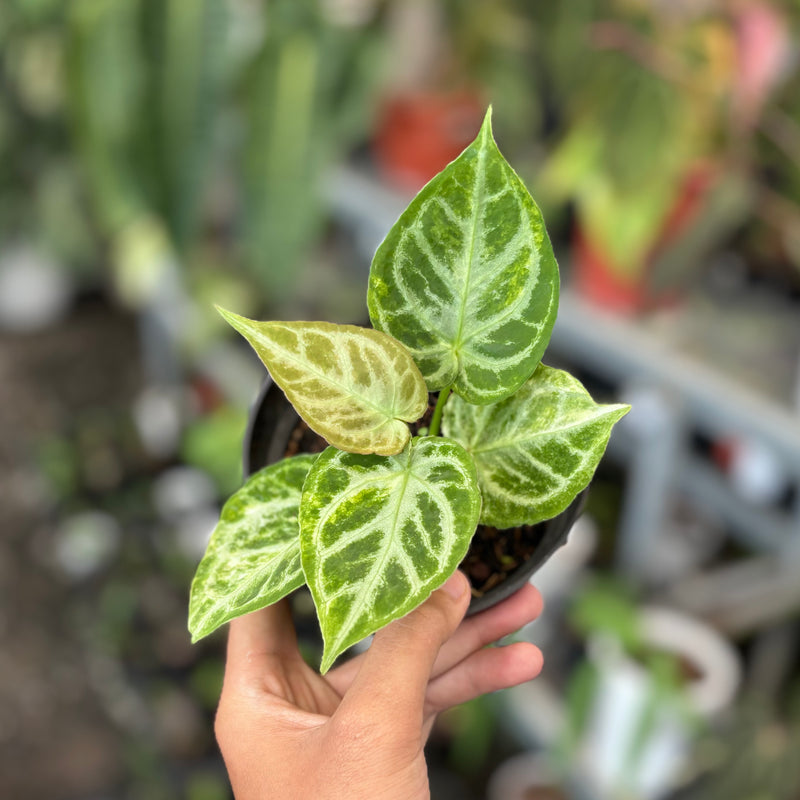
612;403;632;421
480;105;494;139
319;648;337;675
215;303;243;326
187;594;212;644
187;617;205;645
216;305;258;342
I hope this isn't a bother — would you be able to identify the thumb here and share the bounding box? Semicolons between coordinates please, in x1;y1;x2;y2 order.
336;571;470;727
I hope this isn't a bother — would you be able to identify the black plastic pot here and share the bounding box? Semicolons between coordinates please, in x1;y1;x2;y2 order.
243;379;587;617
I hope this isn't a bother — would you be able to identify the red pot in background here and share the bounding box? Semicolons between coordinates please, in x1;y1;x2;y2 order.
656;163;718;244
372;90;485;192
572;164;718;314
572;226;650;314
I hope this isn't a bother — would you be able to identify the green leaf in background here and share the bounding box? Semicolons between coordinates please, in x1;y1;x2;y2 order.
66;0;147;233
299;437;481;672
443;364;629;527
66;0;226;246
218;308;428;456
158;0;227;250
243;23;322;301
180;405;247;497
368;107;559;405
188;454;316;642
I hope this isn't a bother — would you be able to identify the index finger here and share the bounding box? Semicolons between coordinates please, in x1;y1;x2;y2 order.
326;582;543;695
225;600;299;678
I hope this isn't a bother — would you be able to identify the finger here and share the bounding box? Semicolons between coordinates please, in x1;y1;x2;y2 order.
424;641;543;713
335;571;470;728
430;582;543;676
225;600;299;680
326;583;543;696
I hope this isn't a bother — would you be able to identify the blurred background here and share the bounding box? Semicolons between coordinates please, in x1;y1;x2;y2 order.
1;0;800;797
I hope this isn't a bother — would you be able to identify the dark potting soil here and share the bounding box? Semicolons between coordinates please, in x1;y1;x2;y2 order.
284;393;547;599
460;522;545;598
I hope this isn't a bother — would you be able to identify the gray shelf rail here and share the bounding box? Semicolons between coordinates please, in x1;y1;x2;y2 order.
550;291;800;570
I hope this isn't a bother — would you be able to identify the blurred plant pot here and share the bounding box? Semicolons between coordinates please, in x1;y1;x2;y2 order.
579;606;741;800
572;226;651;314
572;164;719;314
244;378;587;617
487;753;570;800
372;89;485;193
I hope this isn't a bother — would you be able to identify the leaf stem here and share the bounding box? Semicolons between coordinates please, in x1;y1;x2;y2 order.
428;386;452;438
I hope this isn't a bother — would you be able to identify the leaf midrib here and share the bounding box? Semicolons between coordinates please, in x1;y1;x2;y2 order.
456;227;541;348
453;133;489;354
325;448;416;657
471;406;625;455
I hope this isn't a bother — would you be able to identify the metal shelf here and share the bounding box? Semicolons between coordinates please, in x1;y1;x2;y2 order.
549;291;800;569
551;291;800;466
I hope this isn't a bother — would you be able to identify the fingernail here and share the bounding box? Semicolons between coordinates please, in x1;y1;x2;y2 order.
440;571;466;600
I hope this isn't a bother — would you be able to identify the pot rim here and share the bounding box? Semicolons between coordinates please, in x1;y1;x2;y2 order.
638;605;741;715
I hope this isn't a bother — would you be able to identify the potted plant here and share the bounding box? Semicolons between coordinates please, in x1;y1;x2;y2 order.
560;578;741;800
371;0;536;193
188;108;629;673
536;6;756;313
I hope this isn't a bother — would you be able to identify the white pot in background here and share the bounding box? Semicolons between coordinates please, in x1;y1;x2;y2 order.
579;606;741;800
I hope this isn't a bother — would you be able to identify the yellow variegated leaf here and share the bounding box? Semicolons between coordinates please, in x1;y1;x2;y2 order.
218;308;428;455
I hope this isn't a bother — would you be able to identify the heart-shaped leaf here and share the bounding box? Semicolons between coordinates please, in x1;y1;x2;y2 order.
443;364;630;528
188;454;316;642
218;308;428;455
368;107;560;405
299;437;481;672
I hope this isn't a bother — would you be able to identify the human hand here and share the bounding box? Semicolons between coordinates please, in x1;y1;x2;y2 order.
214;571;543;799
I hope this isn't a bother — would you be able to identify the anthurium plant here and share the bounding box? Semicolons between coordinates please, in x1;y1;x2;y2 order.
188;109;629;673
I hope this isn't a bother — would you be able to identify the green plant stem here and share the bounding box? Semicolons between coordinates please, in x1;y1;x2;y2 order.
428;386;452;438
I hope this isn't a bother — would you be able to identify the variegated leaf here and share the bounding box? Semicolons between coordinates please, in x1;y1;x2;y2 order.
442;364;630;528
188;454;316;642
299;437;481;673
367;107;560;405
218;308;428;455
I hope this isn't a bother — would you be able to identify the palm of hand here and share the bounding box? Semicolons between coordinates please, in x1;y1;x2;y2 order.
215;576;543;800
